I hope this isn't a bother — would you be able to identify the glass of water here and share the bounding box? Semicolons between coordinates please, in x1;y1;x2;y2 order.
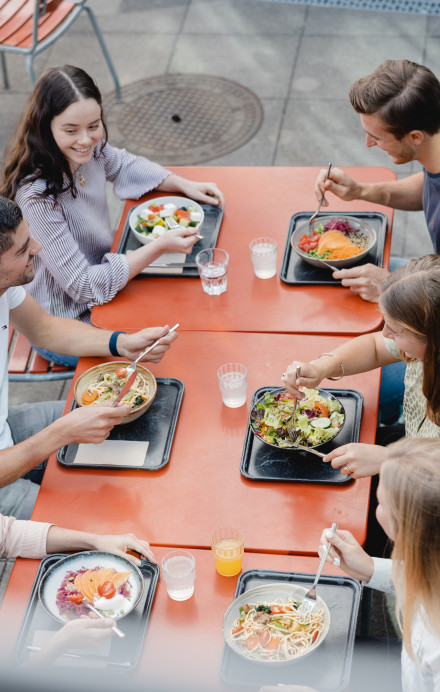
217;363;247;408
161;549;196;601
195;248;229;295
249;237;277;278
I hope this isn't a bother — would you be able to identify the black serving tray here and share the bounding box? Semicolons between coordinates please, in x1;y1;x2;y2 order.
241;387;363;484
219;569;361;691
14;553;159;672
57;377;184;470
117;203;224;277
280;211;388;285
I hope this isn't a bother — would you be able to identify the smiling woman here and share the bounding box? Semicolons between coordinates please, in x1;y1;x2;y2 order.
0;65;224;365
282;254;440;480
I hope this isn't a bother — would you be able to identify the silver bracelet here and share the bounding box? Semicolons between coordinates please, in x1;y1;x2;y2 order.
318;352;344;381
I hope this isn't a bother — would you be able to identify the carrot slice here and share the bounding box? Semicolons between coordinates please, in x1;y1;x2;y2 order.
82;389;98;405
111;571;131;589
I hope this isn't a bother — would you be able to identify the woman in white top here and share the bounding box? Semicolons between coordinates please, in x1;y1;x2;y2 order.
0;65;224;365
283;254;440;479
320;437;440;692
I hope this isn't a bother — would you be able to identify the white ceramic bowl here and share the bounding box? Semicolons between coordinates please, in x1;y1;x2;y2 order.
38;551;144;623
291;214;377;269
223;582;331;665
129;196;204;246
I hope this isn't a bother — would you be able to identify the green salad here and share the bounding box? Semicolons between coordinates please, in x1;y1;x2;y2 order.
251;388;344;448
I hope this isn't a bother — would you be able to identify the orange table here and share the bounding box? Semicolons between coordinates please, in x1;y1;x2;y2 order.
92;166;395;335
0;549;344;689
30;331;379;555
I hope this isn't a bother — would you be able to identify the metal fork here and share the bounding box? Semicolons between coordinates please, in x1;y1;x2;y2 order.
298;522;338;623
308;162;332;236
164;215;203;240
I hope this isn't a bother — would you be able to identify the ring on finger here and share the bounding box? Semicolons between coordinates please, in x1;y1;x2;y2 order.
343;464;351;475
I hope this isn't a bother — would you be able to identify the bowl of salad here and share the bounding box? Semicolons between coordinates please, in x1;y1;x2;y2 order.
291;215;377;269
249;387;345;450
129;195;204;246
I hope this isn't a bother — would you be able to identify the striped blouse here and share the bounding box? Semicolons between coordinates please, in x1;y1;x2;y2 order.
15;142;170;322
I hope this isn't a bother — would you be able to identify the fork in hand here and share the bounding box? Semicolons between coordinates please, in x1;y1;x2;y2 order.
298;522;338;623
308;162;332;236
164;215;203;240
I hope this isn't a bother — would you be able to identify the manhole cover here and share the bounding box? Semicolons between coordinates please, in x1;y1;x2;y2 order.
103;74;264;166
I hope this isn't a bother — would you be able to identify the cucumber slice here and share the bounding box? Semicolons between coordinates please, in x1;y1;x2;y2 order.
310;417;331;429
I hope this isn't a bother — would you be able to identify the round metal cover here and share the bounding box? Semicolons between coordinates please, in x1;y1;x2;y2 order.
103;74;264;165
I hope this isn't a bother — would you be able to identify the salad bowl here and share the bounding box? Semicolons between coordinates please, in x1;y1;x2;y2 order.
291;214;377;269
249;387;346;451
129;195;204;246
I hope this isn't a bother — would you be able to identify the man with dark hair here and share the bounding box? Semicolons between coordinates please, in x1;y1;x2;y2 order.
0;197;177;519
315;59;440;302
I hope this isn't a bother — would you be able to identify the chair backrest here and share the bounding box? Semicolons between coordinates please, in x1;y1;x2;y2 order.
0;0;77;50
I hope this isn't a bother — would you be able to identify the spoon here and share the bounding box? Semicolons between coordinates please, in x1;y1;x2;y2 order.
86;603;125;638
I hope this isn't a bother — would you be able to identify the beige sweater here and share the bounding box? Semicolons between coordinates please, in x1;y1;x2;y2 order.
0;514;52;558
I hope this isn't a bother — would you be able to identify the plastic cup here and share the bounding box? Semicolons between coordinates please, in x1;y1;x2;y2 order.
217;363;247;408
161;549;195;601
195;248;229;295
211;528;244;577
249;237;277;278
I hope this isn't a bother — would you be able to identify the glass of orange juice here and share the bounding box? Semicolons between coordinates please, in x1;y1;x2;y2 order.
211;527;244;576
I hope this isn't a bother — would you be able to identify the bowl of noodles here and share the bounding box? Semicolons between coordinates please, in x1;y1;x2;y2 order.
249;387;345;450
223;583;331;664
74;361;157;424
291;215;377;269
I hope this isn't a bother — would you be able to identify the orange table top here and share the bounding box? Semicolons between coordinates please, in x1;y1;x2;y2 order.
0;548;343;689
92;166;395;336
30;331;378;555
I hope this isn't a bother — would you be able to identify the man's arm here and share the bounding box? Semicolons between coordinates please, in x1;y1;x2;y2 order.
316;168;424;211
9;294;177;362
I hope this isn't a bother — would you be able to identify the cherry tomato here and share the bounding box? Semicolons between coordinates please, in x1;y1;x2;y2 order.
270;605;283;614
258;630;271;647
68;593;84;604
245;635;259;651
115;367;127;378
97;581;116;599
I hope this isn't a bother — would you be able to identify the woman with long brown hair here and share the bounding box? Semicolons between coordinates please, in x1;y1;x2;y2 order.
283;254;440;479
0;65;223;365
320;437;440;692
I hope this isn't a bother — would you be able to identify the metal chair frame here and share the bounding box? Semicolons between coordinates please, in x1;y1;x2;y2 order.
0;0;121;99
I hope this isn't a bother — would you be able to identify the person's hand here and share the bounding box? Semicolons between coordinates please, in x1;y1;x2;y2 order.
156;226;200;255
93;532;157;565
318;527;374;582
314;166;362;207
282;360;324;398
332;264;390;302
323;442;387;479
31;616;115;664
179;179;224;206
64;403;131;444
118;325;178;363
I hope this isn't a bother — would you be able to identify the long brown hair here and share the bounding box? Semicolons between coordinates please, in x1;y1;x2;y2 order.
0;65;108;200
382;437;440;659
378;255;440;425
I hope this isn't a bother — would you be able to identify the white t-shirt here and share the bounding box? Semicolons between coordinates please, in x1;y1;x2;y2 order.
0;286;26;449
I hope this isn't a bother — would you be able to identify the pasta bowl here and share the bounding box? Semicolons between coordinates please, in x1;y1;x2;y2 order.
74;361;157;424
291;214;377;269
223;582;331;664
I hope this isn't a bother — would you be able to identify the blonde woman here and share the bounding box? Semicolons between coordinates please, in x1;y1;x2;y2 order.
319;437;440;692
283;254;440;479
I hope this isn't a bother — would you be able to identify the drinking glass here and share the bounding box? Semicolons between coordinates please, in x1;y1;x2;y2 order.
217;363;247;408
211;528;244;576
249;237;277;278
161;549;195;601
195;248;229;295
